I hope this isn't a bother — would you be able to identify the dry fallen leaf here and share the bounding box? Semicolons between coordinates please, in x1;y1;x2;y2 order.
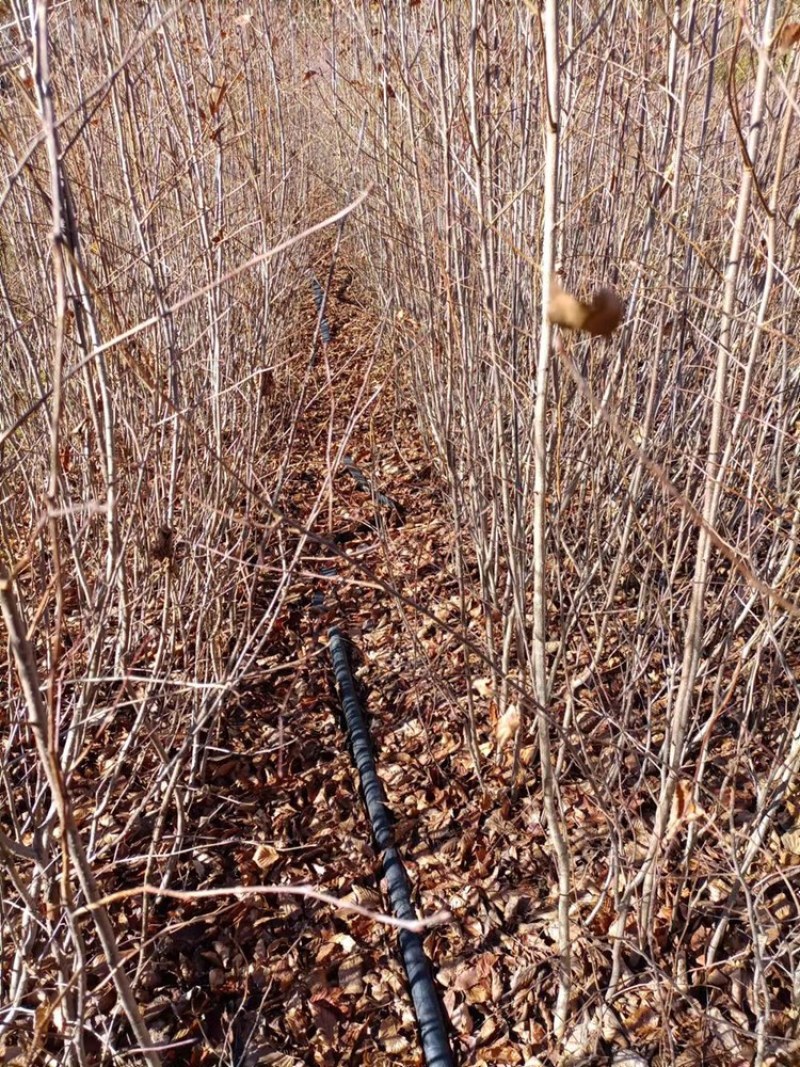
495;704;520;754
472;676;493;699
253;843;280;870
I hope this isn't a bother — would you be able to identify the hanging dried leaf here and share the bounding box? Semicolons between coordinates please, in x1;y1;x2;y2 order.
776;22;800;55
665;780;704;841
548;276;625;337
208;79;227;117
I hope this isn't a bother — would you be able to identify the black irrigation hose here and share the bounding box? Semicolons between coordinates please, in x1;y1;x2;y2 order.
342;455;406;521
311;276;332;346
328;626;455;1067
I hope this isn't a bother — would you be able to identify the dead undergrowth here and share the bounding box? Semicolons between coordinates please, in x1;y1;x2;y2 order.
2;3;800;1066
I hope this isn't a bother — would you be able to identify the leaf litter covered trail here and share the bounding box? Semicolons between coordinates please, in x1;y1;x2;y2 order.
67;256;568;1067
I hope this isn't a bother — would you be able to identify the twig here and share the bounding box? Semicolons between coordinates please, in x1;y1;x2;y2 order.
74;882;451;934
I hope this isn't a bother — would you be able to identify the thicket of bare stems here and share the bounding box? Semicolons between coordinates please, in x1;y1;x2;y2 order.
319;0;800;1061
2;0;800;1063
1;2;373;1061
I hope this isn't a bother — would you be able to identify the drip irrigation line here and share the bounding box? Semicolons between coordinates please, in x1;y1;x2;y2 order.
311;276;332;346
328;626;455;1067
342;455;405;521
